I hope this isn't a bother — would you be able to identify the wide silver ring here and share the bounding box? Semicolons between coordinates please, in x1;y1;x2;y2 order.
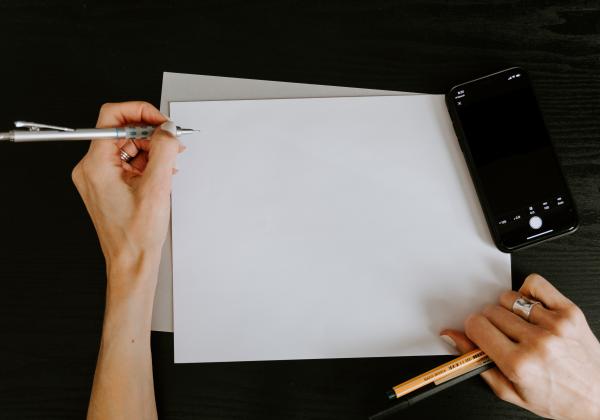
512;296;541;321
120;149;134;163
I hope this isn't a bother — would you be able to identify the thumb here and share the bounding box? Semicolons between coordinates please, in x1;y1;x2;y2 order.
139;121;181;194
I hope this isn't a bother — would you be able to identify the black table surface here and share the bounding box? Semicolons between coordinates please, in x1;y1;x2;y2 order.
1;1;599;419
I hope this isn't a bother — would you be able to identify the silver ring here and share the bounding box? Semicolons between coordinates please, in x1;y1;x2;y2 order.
512;296;541;321
120;149;134;163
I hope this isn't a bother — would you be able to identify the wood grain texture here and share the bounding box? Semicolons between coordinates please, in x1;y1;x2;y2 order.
0;1;599;419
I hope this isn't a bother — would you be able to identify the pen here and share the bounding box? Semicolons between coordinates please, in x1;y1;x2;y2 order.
433;354;493;385
387;349;489;399
0;121;198;143
370;362;494;419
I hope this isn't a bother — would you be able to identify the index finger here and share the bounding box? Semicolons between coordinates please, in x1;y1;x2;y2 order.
96;101;167;128
89;101;168;159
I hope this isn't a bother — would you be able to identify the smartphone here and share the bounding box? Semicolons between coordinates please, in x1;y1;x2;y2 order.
446;67;578;252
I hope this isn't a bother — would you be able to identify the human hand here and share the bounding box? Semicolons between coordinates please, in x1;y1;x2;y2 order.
72;101;184;294
442;274;600;420
77;102;185;419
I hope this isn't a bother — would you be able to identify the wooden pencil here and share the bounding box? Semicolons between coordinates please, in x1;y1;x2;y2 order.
387;349;489;399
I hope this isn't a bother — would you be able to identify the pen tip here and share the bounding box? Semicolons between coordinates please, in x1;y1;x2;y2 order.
386;390;396;400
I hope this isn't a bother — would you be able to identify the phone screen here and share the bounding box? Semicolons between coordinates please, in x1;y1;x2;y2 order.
449;68;577;250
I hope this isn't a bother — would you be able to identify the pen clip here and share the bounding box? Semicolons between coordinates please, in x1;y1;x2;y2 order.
14;121;75;132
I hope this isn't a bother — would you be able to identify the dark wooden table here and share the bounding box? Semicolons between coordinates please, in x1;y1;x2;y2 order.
1;1;598;419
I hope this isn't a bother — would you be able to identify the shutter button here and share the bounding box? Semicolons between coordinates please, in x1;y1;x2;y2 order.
529;216;543;230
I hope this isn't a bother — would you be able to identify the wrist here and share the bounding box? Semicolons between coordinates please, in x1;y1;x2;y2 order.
106;244;162;274
106;247;161;290
104;249;161;332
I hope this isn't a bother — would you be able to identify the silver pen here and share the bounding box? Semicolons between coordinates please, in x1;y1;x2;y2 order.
0;121;198;142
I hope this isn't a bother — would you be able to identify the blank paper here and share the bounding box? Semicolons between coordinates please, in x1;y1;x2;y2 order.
171;95;510;363
153;71;415;332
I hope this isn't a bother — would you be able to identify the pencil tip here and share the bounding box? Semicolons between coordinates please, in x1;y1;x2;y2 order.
386;390;396;400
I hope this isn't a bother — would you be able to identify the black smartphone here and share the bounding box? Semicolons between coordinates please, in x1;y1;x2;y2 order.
446;67;578;252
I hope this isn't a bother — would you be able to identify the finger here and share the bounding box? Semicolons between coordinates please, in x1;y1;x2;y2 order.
437;330;478;382
519;273;573;311
465;313;517;373
499;290;558;331
481;304;538;343
96;101;167;128
121;161;143;178
133;138;186;153
129;152;149;173
440;330;524;406
139;124;180;194
89;101;167;158
440;329;476;354
121;159;143;176
120;139;140;159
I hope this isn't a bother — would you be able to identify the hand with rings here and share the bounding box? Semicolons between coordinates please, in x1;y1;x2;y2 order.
441;273;600;420
73;101;187;419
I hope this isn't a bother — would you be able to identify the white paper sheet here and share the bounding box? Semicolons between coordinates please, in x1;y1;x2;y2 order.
153;72;414;332
170;95;510;363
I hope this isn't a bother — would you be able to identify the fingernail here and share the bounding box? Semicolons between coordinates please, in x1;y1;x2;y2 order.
440;335;456;348
160;121;177;137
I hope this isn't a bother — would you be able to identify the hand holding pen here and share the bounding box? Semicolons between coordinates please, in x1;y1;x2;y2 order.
71;101;190;418
72;101;187;269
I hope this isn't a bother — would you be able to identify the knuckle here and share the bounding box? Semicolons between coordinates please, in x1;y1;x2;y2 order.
504;351;535;383
482;304;499;317
499;290;514;303
523;273;544;289
72;159;92;187
563;303;584;322
464;313;484;334
136;100;154;109
77;159;104;188
99;102;115;114
553;304;584;335
551;317;573;337
529;331;558;357
71;163;82;185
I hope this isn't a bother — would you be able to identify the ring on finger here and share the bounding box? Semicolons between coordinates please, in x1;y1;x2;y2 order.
119;139;139;163
512;296;542;321
120;149;134;163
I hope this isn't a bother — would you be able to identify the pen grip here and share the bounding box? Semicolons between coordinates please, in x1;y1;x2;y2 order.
123;126;155;140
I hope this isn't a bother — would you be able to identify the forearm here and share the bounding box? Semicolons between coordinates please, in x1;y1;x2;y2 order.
88;256;160;420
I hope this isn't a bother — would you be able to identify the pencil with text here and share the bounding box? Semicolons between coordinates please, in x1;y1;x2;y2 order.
387;349;490;399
